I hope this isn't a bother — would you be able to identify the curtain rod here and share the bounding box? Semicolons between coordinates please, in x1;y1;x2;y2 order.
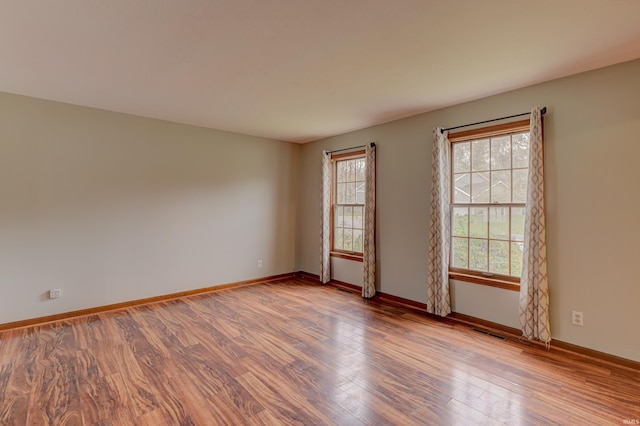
443;107;546;133
326;142;375;155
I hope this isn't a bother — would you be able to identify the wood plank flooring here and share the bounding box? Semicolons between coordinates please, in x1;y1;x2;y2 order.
0;278;638;425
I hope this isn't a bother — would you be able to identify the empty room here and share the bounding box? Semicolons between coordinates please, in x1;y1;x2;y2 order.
1;1;639;424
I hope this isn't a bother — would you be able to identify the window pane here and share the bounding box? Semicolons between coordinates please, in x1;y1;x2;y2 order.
511;242;524;277
335;205;344;226
469;239;488;272
469;207;488;238
489;240;509;275
472;139;490;172
347;160;356;181
355;182;365;204
491;135;511;170
512;169;528;203
337;183;346;204
452;207;469;237
343;206;353;227
512;133;530;168
452;237;468;268
334;228;344;250
453;173;470;203
511;207;525;242
471;172;490;203
343;229;353;251
453;142;470;173
353;229;363;253
491;170;511;203
489;207;509;240
345;182;356;203
337;162;348;183
353;206;363;229
355;159;365;181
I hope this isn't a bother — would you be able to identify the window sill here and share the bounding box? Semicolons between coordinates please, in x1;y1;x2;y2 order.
330;252;364;262
449;271;520;292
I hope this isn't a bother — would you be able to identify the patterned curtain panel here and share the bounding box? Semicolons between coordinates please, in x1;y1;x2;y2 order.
519;106;551;343
362;144;377;298
320;151;331;284
427;128;452;316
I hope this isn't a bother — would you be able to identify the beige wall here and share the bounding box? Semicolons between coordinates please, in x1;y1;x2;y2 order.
2;59;638;362
297;59;640;362
0;92;299;324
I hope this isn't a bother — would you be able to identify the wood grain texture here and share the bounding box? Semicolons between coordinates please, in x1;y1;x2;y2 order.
301;271;640;371
448;119;531;142
0;273;295;332
0;278;638;425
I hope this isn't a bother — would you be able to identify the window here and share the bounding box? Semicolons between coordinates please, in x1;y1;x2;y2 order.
331;151;366;261
449;120;530;289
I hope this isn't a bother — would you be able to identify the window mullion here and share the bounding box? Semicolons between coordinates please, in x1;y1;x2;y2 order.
467;215;472;270
486;206;490;272
507;206;513;276
488;139;492;205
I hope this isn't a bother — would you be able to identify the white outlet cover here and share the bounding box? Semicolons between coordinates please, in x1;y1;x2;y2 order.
49;288;62;299
571;310;583;326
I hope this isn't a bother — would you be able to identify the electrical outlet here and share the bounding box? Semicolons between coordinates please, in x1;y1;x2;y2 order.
49;288;62;299
572;310;584;326
257;259;263;268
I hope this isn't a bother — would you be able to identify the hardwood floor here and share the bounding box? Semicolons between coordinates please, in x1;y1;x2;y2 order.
0;278;638;425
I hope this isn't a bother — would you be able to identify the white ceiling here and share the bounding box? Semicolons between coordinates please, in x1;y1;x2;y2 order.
1;1;639;143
